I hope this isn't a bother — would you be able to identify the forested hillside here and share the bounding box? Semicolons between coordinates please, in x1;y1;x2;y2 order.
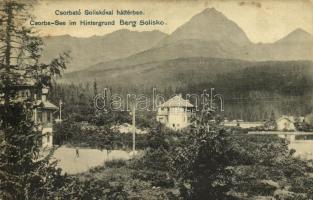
177;61;313;120
53;60;313;122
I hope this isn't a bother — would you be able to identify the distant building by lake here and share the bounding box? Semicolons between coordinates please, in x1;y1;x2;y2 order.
223;115;306;131
276;116;296;131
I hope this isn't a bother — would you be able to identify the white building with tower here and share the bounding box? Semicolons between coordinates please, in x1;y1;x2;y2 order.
156;95;194;130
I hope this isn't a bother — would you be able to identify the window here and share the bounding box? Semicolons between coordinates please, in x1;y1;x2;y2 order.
47;133;51;143
37;111;42;123
47;111;51;123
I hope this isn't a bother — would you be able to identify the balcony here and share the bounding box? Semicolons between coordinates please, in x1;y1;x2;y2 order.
42;122;53;128
157;110;169;116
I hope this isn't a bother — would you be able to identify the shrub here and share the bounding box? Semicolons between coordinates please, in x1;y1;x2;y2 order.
132;170;174;188
106;159;127;168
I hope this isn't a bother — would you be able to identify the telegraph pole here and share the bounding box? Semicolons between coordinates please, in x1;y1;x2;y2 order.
34;94;38;124
210;88;214;109
132;105;136;153
58;99;62;123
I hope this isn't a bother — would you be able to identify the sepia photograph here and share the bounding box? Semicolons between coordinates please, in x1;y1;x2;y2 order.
1;0;313;199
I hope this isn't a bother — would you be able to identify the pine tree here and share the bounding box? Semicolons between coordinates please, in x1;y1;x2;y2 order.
0;0;68;199
93;79;98;97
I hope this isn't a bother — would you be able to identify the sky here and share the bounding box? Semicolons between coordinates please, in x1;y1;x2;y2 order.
32;0;313;43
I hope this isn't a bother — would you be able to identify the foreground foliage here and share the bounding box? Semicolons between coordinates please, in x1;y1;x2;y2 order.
62;122;313;200
0;0;68;199
169;124;313;199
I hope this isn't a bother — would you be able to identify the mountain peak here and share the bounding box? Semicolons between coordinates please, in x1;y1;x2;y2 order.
194;7;228;21
277;28;313;43
200;7;227;17
290;28;312;37
160;7;251;46
201;7;220;14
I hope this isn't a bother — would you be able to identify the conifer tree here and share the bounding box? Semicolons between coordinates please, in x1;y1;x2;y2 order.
0;0;68;199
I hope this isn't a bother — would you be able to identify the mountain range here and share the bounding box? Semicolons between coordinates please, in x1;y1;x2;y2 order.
40;29;167;72
49;8;313;86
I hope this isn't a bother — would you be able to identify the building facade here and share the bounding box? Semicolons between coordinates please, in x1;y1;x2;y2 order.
156;95;194;130
0;80;58;148
276;116;296;131
34;88;58;148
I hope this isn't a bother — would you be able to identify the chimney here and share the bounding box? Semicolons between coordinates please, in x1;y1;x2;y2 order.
41;87;49;102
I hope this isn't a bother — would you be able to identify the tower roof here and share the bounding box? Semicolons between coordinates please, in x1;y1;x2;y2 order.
159;95;194;108
36;100;58;110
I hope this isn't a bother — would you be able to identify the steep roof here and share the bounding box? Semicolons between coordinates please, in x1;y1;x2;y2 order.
36;100;58;110
276;116;295;123
159;95;194;108
4;78;36;90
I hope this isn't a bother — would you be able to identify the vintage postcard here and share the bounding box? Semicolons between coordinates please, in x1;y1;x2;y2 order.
1;0;313;199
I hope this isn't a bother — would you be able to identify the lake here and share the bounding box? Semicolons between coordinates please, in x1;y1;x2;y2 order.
52;140;313;174
52;146;134;174
289;140;313;160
